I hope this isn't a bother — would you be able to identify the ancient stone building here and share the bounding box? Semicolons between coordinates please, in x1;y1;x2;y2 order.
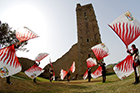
42;3;102;80
76;3;102;76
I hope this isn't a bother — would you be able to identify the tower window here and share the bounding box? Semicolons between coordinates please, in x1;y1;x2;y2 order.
88;54;90;58
84;12;87;21
87;39;89;42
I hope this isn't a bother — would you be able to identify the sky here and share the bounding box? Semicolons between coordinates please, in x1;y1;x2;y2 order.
0;0;140;68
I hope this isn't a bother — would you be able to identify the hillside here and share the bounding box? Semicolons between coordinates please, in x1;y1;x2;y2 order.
18;57;35;72
0;71;140;93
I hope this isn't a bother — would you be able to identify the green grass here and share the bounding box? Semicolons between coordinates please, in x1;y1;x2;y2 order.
0;71;140;93
36;76;50;82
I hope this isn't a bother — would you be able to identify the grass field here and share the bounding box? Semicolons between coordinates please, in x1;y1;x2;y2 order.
0;71;140;93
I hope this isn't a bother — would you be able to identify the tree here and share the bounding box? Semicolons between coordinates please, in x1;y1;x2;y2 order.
0;20;28;51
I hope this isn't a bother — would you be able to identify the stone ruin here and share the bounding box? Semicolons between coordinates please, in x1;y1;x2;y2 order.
41;3;102;80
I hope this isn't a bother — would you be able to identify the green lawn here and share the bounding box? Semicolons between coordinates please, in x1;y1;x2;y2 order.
0;71;139;93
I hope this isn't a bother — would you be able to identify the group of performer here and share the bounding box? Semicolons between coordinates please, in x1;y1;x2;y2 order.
48;44;140;85
7;43;139;85
5;44;139;85
2;38;138;85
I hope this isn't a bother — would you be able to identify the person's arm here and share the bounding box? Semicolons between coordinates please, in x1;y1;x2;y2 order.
130;49;138;56
14;42;21;49
127;49;133;55
127;49;138;56
126;46;132;54
97;61;101;65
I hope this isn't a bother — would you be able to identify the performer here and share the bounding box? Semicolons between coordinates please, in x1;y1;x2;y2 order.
6;42;21;85
49;68;54;82
6;76;12;85
126;44;139;85
88;68;91;82
99;61;106;83
35;61;40;66
33;61;40;83
67;70;70;82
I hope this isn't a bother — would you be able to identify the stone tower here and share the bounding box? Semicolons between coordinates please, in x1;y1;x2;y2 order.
76;3;102;76
42;3;102;79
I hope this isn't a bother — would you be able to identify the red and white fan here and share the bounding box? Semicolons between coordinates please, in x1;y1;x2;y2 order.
86;58;97;68
83;70;88;80
35;53;49;62
25;53;49;79
91;66;102;78
83;58;97;79
0;45;21;78
60;69;68;80
113;55;134;80
69;62;75;73
91;43;109;61
108;11;140;46
60;62;75;80
25;64;44;79
16;26;39;42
